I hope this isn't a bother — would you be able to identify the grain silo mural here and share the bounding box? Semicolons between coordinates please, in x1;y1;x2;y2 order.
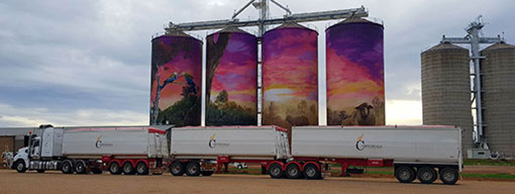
262;22;318;129
206;27;258;126
326;18;385;126
150;32;202;126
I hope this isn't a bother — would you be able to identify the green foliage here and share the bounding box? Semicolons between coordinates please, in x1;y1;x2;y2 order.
157;93;201;127
462;173;515;179
207;90;256;126
463;159;515;166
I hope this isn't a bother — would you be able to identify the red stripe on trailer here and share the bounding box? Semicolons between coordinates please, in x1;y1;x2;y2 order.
148;127;166;134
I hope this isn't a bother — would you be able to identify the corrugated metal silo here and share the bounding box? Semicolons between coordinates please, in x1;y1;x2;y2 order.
150;31;202;126
206;26;258;126
325;18;385;126
481;42;515;154
262;22;318;129
421;42;474;151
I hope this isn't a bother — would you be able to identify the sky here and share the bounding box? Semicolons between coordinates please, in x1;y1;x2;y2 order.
0;0;514;127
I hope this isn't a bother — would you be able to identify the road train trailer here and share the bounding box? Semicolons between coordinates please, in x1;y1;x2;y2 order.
12;125;170;175
12;125;462;185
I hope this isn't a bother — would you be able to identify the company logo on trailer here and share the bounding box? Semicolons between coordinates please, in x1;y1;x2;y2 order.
95;135;113;149
355;134;383;151
208;133;229;149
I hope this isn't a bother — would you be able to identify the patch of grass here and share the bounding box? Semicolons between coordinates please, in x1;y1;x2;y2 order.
464;159;515;166
462;173;515;179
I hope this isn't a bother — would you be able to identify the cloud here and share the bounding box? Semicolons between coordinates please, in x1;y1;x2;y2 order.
0;103;147;127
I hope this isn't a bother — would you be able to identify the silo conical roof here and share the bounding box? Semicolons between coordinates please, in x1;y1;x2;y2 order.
482;42;515;51
426;42;467;52
164;30;194;38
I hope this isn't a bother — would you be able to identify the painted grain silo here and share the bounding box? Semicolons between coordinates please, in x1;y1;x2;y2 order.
421;42;474;151
325;18;385;126
150;30;202;126
480;42;515;154
206;26;258;126
262;22;318;129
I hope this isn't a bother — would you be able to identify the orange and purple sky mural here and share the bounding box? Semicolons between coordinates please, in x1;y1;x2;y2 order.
262;25;318;128
209;32;257;110
326;21;385;125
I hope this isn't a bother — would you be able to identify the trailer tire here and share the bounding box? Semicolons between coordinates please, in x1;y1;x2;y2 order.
268;163;284;179
186;162;201;177
61;160;73;174
439;168;459;185
395;166;416;183
136;162;149;175
286;164;302;179
170;162;185;176
123;162;135;175
15;160;26;173
75;160;88;174
109;162;122;175
37;169;45;173
201;171;214;176
417;167;437;184
303;164;321;180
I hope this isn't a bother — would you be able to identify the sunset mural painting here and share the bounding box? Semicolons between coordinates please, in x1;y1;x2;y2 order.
326;18;385;126
206;27;258;126
262;22;319;129
150;32;202;126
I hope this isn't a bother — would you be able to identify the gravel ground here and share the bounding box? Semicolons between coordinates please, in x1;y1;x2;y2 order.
1;170;514;194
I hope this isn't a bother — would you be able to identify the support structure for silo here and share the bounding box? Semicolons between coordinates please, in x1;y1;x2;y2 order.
441;15;503;147
165;0;368;126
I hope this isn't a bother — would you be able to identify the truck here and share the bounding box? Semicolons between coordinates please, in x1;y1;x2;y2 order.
165;125;461;184
12;125;170;175
12;124;462;185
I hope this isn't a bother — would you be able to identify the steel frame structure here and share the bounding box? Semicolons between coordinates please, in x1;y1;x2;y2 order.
441;15;502;146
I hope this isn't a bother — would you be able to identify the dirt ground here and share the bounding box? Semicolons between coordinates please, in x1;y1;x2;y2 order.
1;170;514;194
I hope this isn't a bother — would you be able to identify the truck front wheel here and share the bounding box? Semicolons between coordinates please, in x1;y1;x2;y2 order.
439;168;459;185
109;162;122;175
15;160;26;173
170;162;185;176
186;162;201;176
395;166;416;183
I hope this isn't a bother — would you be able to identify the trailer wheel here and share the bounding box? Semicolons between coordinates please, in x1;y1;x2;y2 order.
186;162;201;176
170;162;185;176
75;160;88;174
303;164;321;180
417;167;437;184
201;171;214;176
136;162;149;175
395;166;416;183
286;164;302;179
109;162;122;175
439;168;459;185
268;163;283;179
123;162;135;175
15;160;26;173
37;169;45;173
61;160;73;174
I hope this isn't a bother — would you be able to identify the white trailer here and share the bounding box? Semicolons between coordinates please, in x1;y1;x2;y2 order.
168;126;289;176
278;126;462;184
12;125;170;175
